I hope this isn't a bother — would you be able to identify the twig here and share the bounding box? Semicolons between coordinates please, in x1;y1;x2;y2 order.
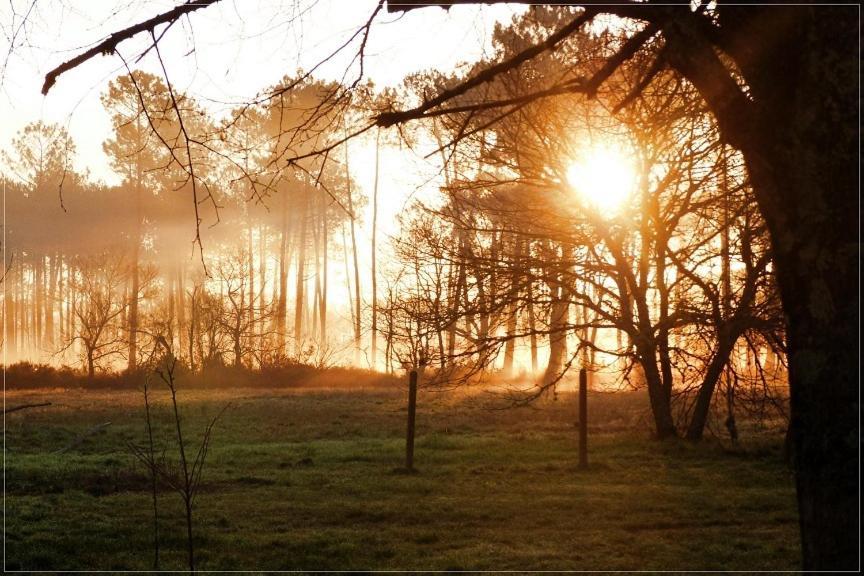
4;402;52;414
55;421;112;454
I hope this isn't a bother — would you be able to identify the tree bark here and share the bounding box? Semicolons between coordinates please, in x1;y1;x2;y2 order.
663;8;858;568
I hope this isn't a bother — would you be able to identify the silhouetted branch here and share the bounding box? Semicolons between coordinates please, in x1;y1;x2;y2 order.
4;401;51;414
41;0;221;95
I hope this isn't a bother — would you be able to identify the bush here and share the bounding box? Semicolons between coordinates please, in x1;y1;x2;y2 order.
2;361;400;391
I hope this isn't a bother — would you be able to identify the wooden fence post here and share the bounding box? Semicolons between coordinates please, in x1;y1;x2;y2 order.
579;367;588;469
406;369;418;471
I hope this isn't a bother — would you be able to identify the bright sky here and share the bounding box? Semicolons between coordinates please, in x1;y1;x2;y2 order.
0;0;525;188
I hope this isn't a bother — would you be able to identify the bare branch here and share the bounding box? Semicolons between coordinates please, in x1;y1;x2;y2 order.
42;0;221;95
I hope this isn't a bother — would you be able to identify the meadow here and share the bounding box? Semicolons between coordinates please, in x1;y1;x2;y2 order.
4;381;799;571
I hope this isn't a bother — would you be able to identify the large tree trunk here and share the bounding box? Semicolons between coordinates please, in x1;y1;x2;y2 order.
759;30;858;570
665;7;858;568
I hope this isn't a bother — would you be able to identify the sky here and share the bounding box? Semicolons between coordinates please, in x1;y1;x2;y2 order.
1;1;525;190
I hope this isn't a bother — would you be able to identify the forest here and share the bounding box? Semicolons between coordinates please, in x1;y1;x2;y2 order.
1;1;857;572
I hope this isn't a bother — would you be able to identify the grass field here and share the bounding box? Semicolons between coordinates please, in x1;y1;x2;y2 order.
3;383;800;571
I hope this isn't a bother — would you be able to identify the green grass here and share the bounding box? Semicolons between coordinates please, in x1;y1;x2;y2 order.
3;386;799;571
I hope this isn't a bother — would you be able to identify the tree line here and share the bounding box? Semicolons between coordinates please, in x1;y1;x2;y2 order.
2;72;375;374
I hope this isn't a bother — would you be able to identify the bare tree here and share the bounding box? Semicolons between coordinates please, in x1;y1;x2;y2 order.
59;252;154;380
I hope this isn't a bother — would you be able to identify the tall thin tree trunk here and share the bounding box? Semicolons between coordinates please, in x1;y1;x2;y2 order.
176;263;185;360
542;246;568;390
34;255;43;351
258;224;267;357
293;195;308;354
312;212;321;340
277;194;289;353
526;299;538;373
43;254;57;349
22;258;29;356
341;224;355;334
247;221;255;360
502;235;521;376
344;143;362;364
319;194;328;346
4;259;16;359
370;128;380;369
128;117;143;373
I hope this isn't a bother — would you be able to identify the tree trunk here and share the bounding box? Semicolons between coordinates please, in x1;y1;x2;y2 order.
247;220;255;353
319;195;328;346
4;259;16;359
44;253;58;349
638;346;677;438
87;348;95;381
293;194;308;353
277;193;289;353
542;258;568;390
128;131;143;373
311;209;321;340
502;235;521;376
347;194;362;363
34;254;43;351
525;282;538;373
664;8;858;568
370;128;380;369
176;263;185;360
19;259;26;356
685;327;739;440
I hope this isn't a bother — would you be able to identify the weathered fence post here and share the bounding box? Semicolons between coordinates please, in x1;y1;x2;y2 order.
578;367;588;469
406;368;418;472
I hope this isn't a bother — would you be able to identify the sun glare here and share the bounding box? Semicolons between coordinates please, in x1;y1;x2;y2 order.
566;146;637;215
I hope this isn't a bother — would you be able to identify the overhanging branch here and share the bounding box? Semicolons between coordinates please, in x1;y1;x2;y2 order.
42;0;221;95
375;18;658;127
376;8;599;127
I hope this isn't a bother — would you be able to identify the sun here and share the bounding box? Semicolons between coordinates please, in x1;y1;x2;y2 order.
566;146;637;215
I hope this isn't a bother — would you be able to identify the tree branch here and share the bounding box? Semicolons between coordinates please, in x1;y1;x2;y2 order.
4;402;52;414
376;8;598;127
42;0;221;95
